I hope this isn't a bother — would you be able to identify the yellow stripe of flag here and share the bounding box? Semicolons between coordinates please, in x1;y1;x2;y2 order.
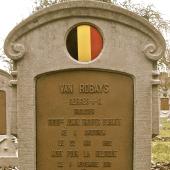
77;25;91;62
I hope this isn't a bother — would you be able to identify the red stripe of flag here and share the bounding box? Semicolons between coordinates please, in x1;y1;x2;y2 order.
90;26;103;60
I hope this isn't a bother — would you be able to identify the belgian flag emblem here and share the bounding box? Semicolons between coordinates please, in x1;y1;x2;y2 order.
66;25;103;62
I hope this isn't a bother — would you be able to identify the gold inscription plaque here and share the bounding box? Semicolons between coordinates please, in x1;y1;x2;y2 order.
0;90;6;134
36;70;133;170
160;98;169;110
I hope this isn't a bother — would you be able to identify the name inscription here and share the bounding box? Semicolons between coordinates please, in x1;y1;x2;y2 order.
59;83;109;94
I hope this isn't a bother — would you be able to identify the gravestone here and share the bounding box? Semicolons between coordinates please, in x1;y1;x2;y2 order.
4;1;165;170
160;98;169;110
0;70;18;166
0;90;6;135
0;70;11;135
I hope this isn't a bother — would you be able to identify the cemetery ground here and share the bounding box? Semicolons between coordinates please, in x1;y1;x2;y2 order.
152;116;170;170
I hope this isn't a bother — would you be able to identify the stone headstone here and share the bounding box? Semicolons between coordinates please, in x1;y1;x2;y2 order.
0;70;11;135
160;98;169;110
0;90;6;134
0;70;18;166
4;1;165;170
0;69;17;137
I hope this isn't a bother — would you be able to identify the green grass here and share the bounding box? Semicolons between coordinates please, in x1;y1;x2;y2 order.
152;117;170;162
152;141;170;162
159;118;170;137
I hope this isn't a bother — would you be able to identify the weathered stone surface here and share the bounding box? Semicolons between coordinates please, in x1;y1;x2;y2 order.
0;135;17;157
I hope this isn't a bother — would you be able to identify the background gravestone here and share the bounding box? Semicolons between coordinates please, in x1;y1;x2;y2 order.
160;98;169;110
0;90;6;135
0;70;11;135
0;69;18;166
4;1;165;170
